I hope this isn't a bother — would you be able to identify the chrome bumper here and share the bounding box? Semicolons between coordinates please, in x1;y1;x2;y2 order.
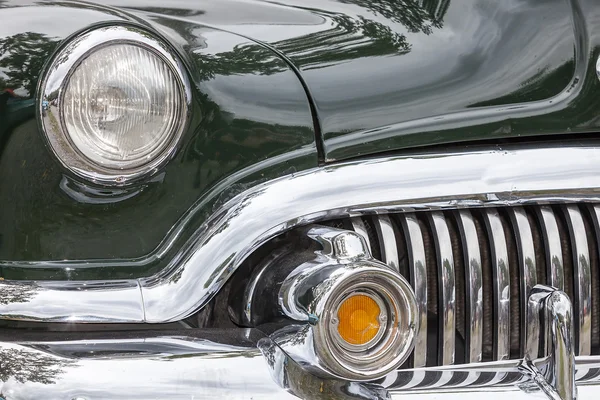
1;329;599;399
0;329;297;400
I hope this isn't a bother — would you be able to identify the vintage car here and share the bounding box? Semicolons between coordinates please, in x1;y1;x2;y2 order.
0;0;597;399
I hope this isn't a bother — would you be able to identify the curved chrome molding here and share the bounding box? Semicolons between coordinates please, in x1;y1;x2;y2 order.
351;217;372;254
399;213;428;368
562;205;591;356
6;143;600;323
455;209;483;363
38;24;192;185
508;207;538;358
428;212;456;365
536;207;565;291
483;209;511;361
374;215;400;272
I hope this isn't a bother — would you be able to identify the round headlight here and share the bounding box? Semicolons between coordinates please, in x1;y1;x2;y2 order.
39;25;191;185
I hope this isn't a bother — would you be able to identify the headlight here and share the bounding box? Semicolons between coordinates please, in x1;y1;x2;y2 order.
39;25;191;185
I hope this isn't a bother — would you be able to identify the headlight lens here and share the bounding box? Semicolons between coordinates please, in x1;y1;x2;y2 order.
63;44;183;170
39;26;190;185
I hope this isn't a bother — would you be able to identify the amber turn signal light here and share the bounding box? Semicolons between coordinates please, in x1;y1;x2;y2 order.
336;294;382;345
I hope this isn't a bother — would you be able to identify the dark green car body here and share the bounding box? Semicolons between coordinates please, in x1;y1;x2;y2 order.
0;0;597;281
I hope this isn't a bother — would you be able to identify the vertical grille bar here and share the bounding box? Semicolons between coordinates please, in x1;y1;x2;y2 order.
399;213;428;367
563;205;592;356
483;209;510;360
351;217;372;254
508;207;538;358
454;210;483;363
536;207;565;291
428;212;455;365
374;215;400;272
586;204;600;354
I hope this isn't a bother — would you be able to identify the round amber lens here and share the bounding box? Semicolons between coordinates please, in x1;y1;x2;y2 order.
336;294;382;345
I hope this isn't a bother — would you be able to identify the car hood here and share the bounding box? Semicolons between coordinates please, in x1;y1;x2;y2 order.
103;0;599;161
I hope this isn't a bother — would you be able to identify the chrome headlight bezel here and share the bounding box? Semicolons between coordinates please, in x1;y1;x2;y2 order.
38;25;192;186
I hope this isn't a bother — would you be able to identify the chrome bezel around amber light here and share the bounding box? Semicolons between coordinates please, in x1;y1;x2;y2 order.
37;25;192;186
277;226;419;381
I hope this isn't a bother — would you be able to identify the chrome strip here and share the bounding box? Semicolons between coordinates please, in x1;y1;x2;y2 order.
374;215;400;272
0;280;143;322
483;209;511;361
562;205;592;356
0;336;297;400
536;207;565;291
508;207;538;358
454;210;483;363
399;213;428;368
351;217;372;254
428;212;455;365
526;286;577;400
4;144;600;323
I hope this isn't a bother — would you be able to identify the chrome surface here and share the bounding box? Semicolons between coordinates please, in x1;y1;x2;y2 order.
399;213;428;368
536;207;565;291
427;212;455;365
483;209;511;361
526;286;577;400
508;207;538;358
38;25;191;185
2;328;594;400
276;225;418;380
455;209;483;363
0;280;143;323
562;205;592;356
351;217;372;254
375;215;400;272
6;144;600;323
0;334;297;400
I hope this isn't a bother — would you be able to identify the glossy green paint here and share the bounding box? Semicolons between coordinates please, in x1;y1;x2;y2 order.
0;1;317;279
2;0;600;280
103;0;600;161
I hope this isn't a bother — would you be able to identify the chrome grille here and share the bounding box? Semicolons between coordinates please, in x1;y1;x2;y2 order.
344;204;599;367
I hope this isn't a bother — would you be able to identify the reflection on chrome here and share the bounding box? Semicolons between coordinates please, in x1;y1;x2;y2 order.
0;333;297;399
2;143;600;398
4;143;600;324
272;225;418;381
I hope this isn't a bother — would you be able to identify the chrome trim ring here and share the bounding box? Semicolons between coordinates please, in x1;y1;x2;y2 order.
277;227;419;381
316;271;417;377
38;25;192;185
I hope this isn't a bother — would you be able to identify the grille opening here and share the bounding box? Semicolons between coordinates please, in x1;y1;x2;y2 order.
444;211;466;365
525;207;548;291
228;202;600;371
363;216;382;261
582;205;600;355
415;213;440;367
497;208;521;359
470;210;494;362
554;205;576;313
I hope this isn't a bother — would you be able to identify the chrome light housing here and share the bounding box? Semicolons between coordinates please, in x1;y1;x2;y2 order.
38;25;191;185
276;226;419;381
